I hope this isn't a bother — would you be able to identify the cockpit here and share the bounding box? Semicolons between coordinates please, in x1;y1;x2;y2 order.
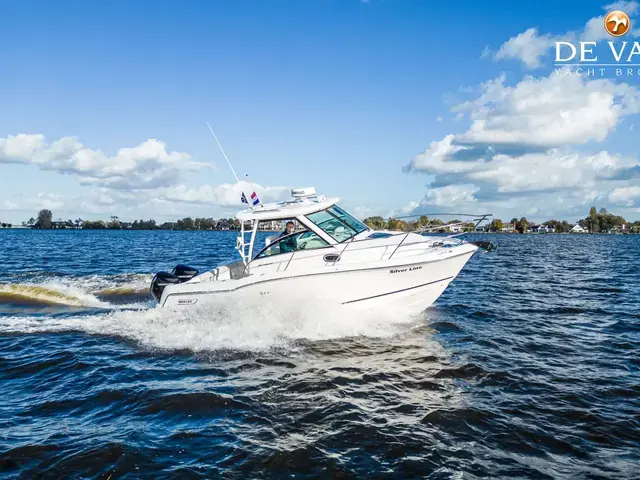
252;204;371;259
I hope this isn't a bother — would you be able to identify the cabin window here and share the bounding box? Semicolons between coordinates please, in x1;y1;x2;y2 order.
254;230;330;259
306;205;368;242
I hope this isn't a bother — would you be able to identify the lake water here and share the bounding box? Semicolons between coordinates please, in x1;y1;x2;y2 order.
1;230;638;479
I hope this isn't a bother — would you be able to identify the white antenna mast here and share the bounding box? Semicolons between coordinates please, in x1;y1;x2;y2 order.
206;122;252;208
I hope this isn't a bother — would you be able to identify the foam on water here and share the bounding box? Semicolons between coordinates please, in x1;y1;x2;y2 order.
0;283;111;308
0;274;152;308
0;292;422;351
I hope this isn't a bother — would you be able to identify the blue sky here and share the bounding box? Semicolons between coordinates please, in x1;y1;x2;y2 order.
1;0;639;225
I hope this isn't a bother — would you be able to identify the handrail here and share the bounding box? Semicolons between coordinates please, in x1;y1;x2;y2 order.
283;250;295;271
382;212;493;259
387;232;411;260
392;212;494;220
383;213;493;236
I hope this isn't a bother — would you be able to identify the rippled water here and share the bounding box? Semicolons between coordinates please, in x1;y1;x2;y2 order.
1;230;638;479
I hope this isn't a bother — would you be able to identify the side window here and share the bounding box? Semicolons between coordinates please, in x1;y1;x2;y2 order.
255;231;329;259
296;231;330;251
257;240;284;258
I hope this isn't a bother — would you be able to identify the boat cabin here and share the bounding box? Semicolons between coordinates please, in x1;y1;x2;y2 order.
234;187;372;267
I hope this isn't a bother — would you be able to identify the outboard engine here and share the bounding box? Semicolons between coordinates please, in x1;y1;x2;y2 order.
171;264;199;281
150;265;199;301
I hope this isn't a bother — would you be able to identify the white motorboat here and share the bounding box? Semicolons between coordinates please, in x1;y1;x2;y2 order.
149;187;494;313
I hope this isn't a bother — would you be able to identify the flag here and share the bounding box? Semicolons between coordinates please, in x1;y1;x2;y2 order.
241;192;248;204
250;191;260;206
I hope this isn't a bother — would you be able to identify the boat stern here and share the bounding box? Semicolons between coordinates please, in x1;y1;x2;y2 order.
149;264;199;303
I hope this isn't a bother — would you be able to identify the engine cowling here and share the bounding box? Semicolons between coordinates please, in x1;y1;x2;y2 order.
150;265;199;301
171;264;199;281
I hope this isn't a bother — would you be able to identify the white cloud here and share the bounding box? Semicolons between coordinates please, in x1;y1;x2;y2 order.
453;73;640;147
402;185;626;222
422;184;479;206
393;200;420;217
0;134;209;190
0;181;293;220
1;132;293;221
394;185;480;217
405;3;640;221
408;72;640;177
489;1;639;69
1;133;295;219
468;150;637;192
408;134;477;174
493;28;560;69
527;207;539;216
0;134;46;161
404;63;640;220
2;193;67;213
158;182;290;207
608;185;640;205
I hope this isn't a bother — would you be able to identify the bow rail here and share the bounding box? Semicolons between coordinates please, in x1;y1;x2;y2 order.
382;213;496;259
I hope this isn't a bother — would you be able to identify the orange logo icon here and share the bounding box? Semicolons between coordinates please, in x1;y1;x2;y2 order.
604;10;631;37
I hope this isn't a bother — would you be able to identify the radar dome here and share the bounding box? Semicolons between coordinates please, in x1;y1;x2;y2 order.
291;187;316;198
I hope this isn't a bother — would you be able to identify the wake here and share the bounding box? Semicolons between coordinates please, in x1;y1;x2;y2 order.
0;291;422;352
0;274;153;309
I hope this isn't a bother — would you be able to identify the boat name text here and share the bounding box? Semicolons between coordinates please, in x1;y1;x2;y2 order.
389;266;422;274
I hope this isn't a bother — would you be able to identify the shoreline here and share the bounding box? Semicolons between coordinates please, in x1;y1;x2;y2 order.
1;228;636;235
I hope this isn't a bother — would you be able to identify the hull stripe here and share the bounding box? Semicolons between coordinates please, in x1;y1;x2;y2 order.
341;276;453;304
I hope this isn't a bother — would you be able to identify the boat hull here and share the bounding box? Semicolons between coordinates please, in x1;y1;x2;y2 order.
158;248;475;315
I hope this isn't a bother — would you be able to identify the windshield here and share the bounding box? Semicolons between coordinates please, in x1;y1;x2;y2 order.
306;205;369;242
330;204;368;234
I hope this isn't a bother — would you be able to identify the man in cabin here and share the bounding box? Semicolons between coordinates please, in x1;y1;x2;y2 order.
279;221;298;253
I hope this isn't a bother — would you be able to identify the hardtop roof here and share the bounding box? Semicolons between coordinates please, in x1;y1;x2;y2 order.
235;196;340;222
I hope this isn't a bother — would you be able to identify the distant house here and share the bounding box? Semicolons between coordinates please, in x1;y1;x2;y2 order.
528;224;554;233
258;220;283;231
570;224;587;233
51;220;78;229
475;226;486;232
216;220;231;230
501;223;515;233
447;224;464;233
608;224;628;234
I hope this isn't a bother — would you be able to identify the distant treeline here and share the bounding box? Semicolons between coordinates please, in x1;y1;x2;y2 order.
17;210;242;230
8;206;640;234
80;217;242;230
363;206;640;234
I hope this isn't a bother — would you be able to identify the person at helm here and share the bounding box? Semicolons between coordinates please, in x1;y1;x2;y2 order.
279;221;297;253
